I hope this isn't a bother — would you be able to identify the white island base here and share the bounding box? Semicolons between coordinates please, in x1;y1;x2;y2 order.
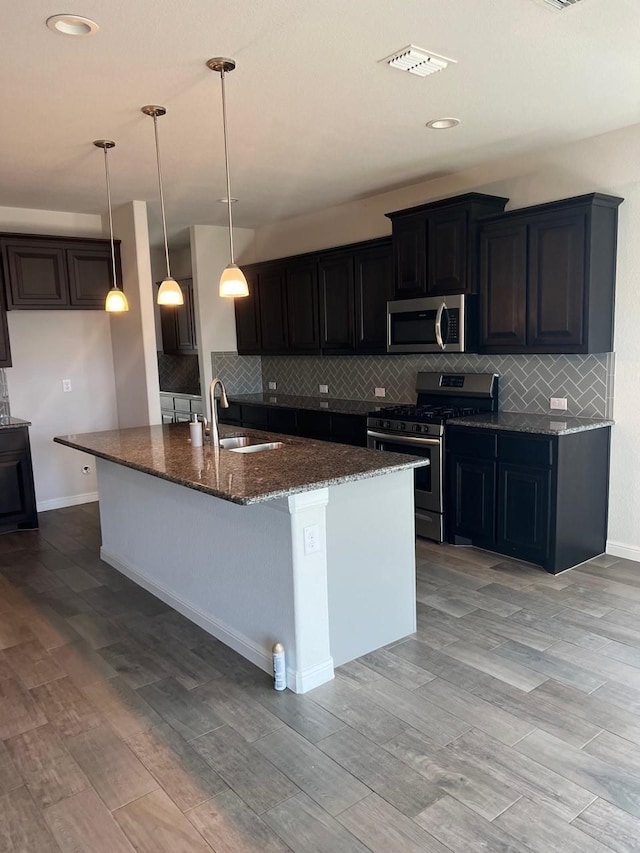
97;459;417;693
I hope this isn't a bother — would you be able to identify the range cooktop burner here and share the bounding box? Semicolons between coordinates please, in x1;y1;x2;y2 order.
377;404;481;423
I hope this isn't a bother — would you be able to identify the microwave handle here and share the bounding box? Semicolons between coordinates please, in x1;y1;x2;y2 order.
435;302;446;350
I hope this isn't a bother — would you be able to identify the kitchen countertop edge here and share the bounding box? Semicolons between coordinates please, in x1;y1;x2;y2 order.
448;412;614;435
0;416;32;429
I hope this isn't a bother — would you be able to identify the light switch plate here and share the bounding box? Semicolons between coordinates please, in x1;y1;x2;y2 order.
374;387;386;397
268;381;277;390
319;384;329;394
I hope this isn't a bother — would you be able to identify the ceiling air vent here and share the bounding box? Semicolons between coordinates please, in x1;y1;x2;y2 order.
538;0;585;10
379;45;456;77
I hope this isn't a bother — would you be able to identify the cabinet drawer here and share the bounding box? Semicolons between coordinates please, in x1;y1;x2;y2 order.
0;427;28;454
447;429;497;460
499;434;554;468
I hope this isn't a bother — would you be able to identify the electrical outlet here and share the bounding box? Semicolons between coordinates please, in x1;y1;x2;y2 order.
374;387;386;398
319;384;329;394
549;396;568;411
303;524;321;555
62;379;72;393
268;381;277;390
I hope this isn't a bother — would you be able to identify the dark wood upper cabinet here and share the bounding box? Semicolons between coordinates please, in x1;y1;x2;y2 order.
258;265;289;353
386;193;508;300
235;268;261;354
480;193;622;354
426;206;467;295
319;252;355;353
1;234;122;311
286;260;320;353
66;244;119;307
354;240;392;354
480;221;527;349
0;278;11;367
159;278;197;354
4;242;69;308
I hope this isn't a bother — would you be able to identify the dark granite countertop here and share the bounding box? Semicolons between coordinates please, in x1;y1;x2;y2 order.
54;423;426;505
0;416;31;429
227;393;390;416
448;412;614;435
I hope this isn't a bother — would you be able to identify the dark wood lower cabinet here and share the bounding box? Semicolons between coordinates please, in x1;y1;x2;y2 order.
218;401;367;447
447;425;610;574
0;427;38;533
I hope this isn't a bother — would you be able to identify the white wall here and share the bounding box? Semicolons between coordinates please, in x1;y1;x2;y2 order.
190;224;255;420
251;122;640;561
0;205;119;509
109;201;161;428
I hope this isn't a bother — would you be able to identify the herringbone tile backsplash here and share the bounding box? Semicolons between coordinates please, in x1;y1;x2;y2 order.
260;353;613;418
211;352;263;395
0;368;9;419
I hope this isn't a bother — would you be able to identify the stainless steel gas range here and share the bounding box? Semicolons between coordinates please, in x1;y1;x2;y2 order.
367;372;498;542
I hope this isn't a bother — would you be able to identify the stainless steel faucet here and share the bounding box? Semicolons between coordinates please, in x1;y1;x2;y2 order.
209;377;229;447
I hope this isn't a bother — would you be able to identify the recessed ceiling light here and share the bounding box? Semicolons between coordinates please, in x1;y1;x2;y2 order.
426;118;460;130
46;14;99;36
217;197;238;204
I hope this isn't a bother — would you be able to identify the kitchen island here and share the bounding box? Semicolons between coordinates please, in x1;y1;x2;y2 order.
54;423;425;692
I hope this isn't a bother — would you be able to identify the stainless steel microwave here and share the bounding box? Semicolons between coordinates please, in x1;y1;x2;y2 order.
387;294;477;354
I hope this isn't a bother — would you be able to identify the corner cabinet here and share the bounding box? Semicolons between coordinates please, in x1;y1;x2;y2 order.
480;193;622;354
447;425;611;574
235;238;392;357
0;281;11;367
385;193;508;300
0;426;38;533
1;235;122;310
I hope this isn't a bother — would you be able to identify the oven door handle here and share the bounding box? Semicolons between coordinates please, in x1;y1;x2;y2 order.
367;430;439;449
435;302;446;351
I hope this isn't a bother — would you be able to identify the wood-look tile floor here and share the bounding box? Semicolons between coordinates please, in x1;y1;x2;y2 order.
1;504;640;851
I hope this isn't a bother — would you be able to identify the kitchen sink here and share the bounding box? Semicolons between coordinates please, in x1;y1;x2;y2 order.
219;435;251;449
229;442;284;454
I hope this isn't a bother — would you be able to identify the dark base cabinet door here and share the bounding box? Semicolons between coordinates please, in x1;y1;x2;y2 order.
496;462;551;566
0;437;37;533
449;455;496;547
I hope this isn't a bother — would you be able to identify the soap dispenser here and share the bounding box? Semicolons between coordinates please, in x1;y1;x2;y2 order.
189;412;204;447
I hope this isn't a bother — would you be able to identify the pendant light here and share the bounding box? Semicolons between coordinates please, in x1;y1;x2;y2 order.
93;140;129;313
141;105;184;306
206;58;249;298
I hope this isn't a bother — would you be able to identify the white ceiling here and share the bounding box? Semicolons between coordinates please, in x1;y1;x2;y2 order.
3;0;640;246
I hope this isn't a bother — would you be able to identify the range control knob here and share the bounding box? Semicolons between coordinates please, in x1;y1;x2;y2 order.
399;422;406;431
412;424;421;433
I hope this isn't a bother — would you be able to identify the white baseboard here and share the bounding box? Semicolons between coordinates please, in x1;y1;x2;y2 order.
607;540;640;564
37;492;99;512
101;547;334;693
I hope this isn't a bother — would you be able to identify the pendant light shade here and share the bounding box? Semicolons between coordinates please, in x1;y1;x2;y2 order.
207;58;249;298
142;105;183;307
93;140;129;313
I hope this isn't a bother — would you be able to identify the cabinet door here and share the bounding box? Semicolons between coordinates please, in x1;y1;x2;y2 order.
392;216;426;299
427;207;468;295
319;253;355;353
497;462;551;564
258;267;288;353
448;454;496;546
354;242;392;354
286;261;320;353
527;213;586;351
175;279;197;353
67;244;119;308
3;242;69;308
0;449;37;530
0;278;11;367
235;268;261;354
297;409;331;439
480;222;527;350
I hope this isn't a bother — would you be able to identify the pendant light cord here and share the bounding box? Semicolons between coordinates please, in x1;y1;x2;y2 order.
220;68;235;265
152;114;172;279
102;146;119;290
